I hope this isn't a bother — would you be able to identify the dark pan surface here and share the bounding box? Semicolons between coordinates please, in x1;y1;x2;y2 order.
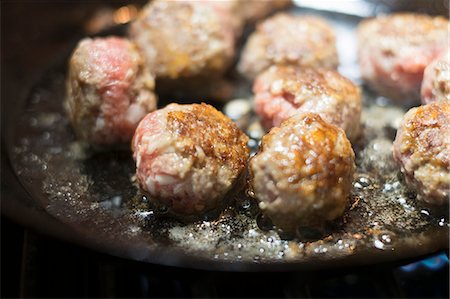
6;8;449;271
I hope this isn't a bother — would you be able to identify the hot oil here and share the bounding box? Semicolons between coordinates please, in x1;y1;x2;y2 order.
10;67;449;265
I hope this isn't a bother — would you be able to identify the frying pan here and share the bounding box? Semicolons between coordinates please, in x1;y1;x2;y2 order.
2;2;448;272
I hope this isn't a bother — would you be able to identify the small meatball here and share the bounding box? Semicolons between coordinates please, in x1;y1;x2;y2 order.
250;113;356;233
393;102;450;205
238;13;338;80
66;37;157;146
421;54;450;104
237;0;292;23
129;0;235;85
132;103;249;216
253;66;362;142
358;13;448;104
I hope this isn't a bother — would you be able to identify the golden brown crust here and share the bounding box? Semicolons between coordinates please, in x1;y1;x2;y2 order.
250;113;355;232
393;101;450;204
398;102;450;166
261;114;353;199
167;103;249;173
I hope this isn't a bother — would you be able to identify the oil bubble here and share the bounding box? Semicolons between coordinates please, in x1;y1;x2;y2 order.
374;232;395;250
256;213;273;231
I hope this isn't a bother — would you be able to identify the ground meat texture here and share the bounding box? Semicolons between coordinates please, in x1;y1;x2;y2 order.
357;13;449;105
238;13;338;80
199;0;244;37
66;37;157;147
393;102;450;205
132;103;249;216
253;66;362;142
421;54;450;104
129;0;235;83
249;113;355;233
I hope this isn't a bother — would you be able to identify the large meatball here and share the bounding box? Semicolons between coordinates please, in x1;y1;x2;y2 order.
238;13;338;80
253;66;362;142
66;37;157;146
250;113;356;233
357;13;448;104
393;102;450;205
421;54;450;104
132;103;249;216
129;0;235;91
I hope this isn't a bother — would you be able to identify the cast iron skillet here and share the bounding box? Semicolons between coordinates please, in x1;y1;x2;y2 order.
3;7;449;272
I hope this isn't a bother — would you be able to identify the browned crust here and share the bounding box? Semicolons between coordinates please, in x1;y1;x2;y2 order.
261;114;354;198
398;102;450;166
167;103;249;172
251;113;355;231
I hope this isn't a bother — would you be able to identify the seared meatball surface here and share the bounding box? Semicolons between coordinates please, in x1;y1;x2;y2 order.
421;54;450;104
66;37;157;146
253;66;362;142
238;13;338;80
129;0;235;84
358;13;448;104
250;113;355;233
393;102;450;205
132;103;249;216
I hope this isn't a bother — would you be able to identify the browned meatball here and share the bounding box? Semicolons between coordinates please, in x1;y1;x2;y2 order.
129;0;236;97
253;66;362;142
393;102;450;205
421;53;450;105
249;113;356;233
238;13;338;80
358;13;448;104
66;37;157;147
132;103;249;217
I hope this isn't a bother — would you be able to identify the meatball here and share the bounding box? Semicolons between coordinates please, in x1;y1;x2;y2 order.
393;102;450;205
132;103;249;216
421;54;450;104
253;66;362;142
66;37;157;146
249;113;356;233
129;0;236;95
238;13;338;80
357;13;448;104
197;0;244;36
